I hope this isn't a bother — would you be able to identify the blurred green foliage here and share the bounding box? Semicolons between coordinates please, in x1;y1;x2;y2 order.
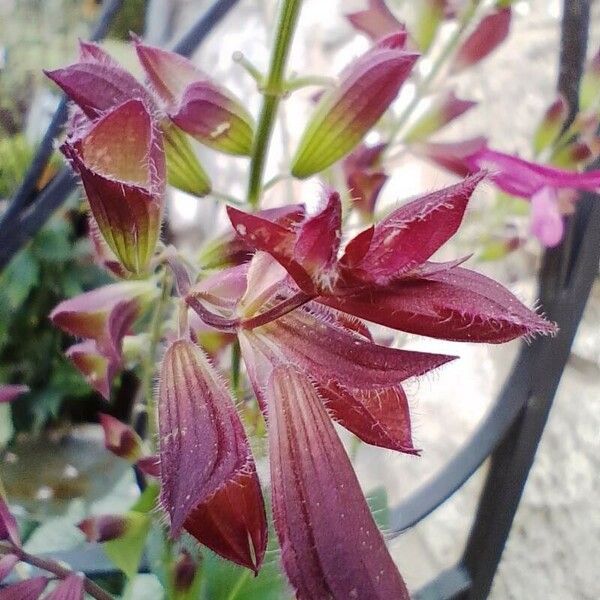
0;135;108;435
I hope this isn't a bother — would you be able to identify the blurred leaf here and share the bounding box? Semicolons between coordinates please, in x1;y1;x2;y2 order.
121;574;165;600
105;511;151;579
0;249;39;309
0;404;14;448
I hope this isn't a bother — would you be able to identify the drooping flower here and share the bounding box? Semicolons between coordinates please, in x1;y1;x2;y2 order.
227;174;555;341
0;385;29;404
342;142;388;220
135;42;255;155
414;139;600;246
61;99;166;275
158;338;267;573
291;32;418;178
267;365;410;599
345;0;403;40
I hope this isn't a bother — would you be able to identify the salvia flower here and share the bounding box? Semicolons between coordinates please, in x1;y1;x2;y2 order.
415;139;600;246
158;338;267;572
135;42;255;156
345;0;403;41
78;514;133;543
65;341;116;399
0;554;19;582
61;99;166;275
227;174;556;341
291;32;418;178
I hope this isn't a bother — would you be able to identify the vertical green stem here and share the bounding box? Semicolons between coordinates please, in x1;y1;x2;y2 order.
246;0;303;208
143;269;172;449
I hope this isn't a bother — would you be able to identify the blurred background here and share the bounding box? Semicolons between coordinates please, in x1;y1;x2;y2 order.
0;1;598;598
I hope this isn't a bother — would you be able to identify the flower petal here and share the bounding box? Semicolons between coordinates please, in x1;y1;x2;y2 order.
0;554;18;582
267;365;409;600
61;99;165;274
346;1;404;41
171;81;255;156
261;304;455;387
0;496;20;547
44;573;84;600
158;339;267;570
51;281;155;360
319;381;417;453
65;341;116;399
345;173;485;284
323;265;557;342
183;467;267;573
451;7;511;72
530;186;564;247
99;413;144;462
1;576;48;600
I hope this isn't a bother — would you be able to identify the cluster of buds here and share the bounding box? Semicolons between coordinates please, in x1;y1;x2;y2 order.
36;4;569;599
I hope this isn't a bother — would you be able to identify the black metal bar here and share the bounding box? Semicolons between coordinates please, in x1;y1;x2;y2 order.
458;3;594;597
0;0;242;271
0;0;124;233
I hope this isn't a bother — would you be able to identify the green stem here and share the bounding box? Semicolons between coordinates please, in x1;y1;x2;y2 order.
246;0;303;208
385;0;479;152
231;339;242;401
143;269;172;449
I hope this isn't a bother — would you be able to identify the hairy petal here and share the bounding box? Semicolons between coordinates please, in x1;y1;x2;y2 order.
323;266;557;342
345;173;485;284
262;304;455;387
319;382;417;453
158;339;266;570
267;365;409;600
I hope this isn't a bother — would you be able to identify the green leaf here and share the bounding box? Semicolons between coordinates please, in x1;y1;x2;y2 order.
104;511;151;579
0;249;39;309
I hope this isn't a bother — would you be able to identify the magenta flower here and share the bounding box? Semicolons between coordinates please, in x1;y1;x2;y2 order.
291;32;417;177
61;99;166;275
227;174;555;341
415;139;600;246
0;495;20;547
0;576;48;599
0;554;18;582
